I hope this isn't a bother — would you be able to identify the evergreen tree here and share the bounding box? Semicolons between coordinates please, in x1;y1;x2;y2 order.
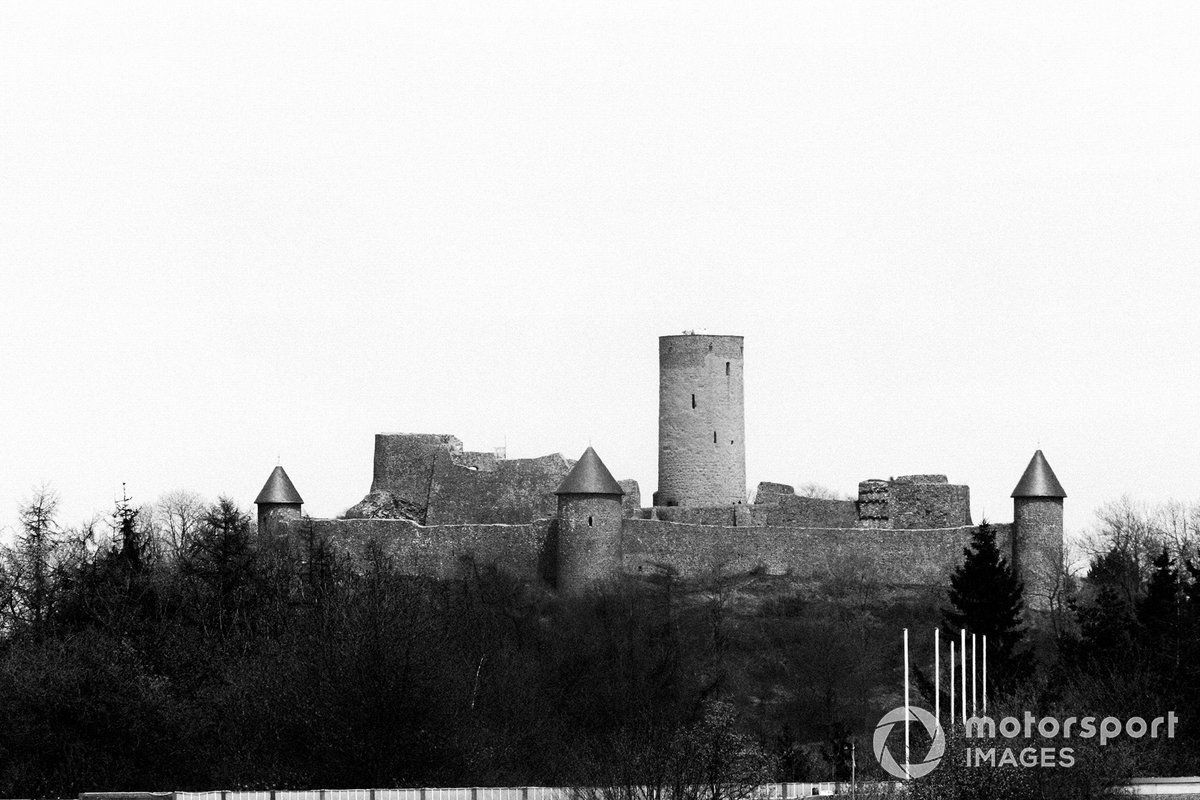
3;486;63;635
1138;548;1181;678
1074;544;1142;677
943;522;1028;696
1078;583;1136;672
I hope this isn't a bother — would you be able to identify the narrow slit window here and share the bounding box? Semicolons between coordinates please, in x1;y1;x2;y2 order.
691;394;696;409
713;431;717;443
588;515;593;527
726;361;730;376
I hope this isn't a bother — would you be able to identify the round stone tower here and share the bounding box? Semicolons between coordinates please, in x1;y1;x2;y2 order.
655;333;746;507
255;465;303;535
555;447;624;594
1011;449;1066;611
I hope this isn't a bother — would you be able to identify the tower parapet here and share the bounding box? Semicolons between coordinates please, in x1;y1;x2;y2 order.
1011;450;1066;611
655;333;746;507
555;447;624;594
255;465;303;535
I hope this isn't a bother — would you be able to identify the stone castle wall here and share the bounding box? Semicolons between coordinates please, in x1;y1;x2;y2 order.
359;434;640;525
656;335;746;507
279;514;1011;590
888;477;972;529
622;519;1013;585
281;516;555;582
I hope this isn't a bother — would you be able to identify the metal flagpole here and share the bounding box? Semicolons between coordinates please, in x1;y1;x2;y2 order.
983;634;988;714
949;641;956;731
934;629;940;729
903;628;911;778
972;633;977;717
960;628;967;725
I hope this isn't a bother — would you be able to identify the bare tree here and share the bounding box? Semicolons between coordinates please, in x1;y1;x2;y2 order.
153;489;207;559
796;483;851;501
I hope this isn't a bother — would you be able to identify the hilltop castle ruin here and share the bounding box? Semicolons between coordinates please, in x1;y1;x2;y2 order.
255;333;1066;608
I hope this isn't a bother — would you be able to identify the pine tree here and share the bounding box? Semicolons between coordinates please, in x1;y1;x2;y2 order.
943;522;1028;696
1078;583;1137;675
1138;547;1181;678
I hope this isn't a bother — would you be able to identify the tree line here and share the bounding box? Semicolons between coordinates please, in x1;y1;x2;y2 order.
4;487;1200;799
0;487;776;798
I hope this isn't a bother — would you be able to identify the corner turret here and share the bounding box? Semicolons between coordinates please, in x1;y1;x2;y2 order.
1011;450;1066;611
255;465;303;535
555;447;624;594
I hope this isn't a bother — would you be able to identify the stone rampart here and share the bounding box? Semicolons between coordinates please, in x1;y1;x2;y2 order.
281;517;554;582
621;519;1012;585
285;515;1011;592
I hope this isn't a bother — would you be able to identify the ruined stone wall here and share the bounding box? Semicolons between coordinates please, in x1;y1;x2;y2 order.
889;478;972;529
850;475;972;530
621;519;1012;586
280;517;554;582
656;334;746;507
619;480;642;517
749;483;860;528
360;433;640;526
426;452;571;525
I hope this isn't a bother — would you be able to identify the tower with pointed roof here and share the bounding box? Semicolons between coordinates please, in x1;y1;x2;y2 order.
555;447;625;594
255;465;304;535
1011;449;1066;611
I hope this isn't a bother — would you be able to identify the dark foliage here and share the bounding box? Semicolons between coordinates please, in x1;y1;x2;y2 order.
942;522;1029;695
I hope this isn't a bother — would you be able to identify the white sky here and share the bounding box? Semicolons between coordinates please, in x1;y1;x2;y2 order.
2;2;1198;550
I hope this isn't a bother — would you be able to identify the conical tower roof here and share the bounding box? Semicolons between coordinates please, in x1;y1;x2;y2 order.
555;447;624;496
255;465;304;505
1011;450;1066;498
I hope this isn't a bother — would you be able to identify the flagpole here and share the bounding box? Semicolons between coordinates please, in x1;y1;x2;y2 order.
972;632;978;717
904;628;911;778
949;641;956;731
934;629;940;729
960;628;967;725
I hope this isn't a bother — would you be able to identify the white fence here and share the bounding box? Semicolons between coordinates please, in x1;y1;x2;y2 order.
70;780;1200;800
168;785;869;800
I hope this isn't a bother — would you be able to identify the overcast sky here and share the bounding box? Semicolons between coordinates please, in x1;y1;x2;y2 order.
2;2;1198;553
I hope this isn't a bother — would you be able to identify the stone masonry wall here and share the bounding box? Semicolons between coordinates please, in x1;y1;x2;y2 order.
748;484;860;528
280;517;554;582
359;433;640;526
621;519;1012;586
889;479;972;529
279;516;1013;593
426;452;570;525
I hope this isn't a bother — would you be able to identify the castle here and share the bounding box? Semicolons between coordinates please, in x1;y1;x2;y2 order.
254;333;1066;609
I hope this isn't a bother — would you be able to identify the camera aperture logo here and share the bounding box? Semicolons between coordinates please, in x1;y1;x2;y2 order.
873;705;946;779
873;707;1180;777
